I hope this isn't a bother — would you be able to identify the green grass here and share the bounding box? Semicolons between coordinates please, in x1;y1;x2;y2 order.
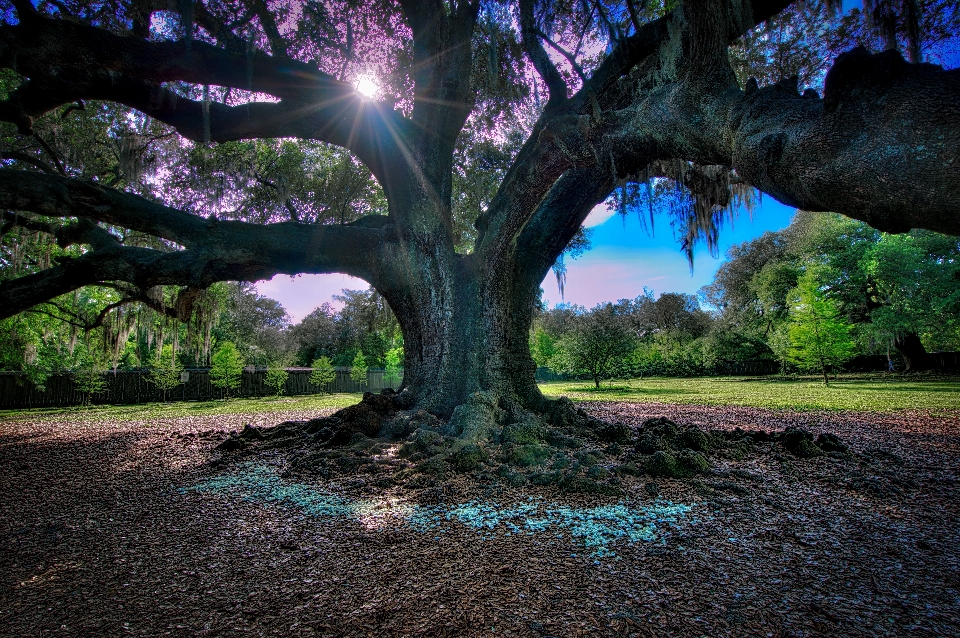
539;375;960;413
3;375;958;423
0;393;360;423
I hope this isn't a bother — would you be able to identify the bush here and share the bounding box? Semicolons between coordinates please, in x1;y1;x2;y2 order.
74;366;107;406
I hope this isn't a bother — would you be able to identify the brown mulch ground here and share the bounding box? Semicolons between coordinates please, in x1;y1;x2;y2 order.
1;403;958;637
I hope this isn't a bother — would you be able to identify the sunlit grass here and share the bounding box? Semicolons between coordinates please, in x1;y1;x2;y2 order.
3;374;958;422
0;393;361;423
539;375;960;413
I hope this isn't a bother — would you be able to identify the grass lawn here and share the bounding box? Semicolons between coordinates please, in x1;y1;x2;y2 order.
539;374;960;413
0;393;359;423
3;374;958;422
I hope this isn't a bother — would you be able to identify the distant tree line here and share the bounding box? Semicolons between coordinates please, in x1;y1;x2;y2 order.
0;278;402;393
532;212;960;384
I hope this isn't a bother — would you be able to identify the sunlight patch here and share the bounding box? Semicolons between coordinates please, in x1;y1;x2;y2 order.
183;464;695;556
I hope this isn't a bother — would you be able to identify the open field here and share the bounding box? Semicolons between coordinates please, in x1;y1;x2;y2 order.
2;375;958;423
541;375;960;413
0;393;359;423
2;379;959;636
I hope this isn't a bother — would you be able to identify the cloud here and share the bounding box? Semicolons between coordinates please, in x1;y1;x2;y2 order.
583;203;617;227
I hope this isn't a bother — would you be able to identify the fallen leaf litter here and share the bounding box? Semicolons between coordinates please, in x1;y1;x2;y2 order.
1;402;958;636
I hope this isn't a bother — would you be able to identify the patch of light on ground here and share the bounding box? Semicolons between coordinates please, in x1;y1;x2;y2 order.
183;464;696;556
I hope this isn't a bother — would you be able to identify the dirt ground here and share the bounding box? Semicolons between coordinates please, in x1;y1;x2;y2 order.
1;402;958;637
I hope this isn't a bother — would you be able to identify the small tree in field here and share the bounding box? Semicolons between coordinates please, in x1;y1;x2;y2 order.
350;350;368;391
786;271;857;385
384;347;403;389
148;344;183;402
210;342;243;399
72;341;108;406
265;366;289;397
309;356;337;393
557;304;637;389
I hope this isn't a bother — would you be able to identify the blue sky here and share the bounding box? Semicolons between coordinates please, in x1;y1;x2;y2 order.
257;198;797;322
541;198;796;309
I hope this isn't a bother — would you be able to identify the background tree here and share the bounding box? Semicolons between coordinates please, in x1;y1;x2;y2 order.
0;0;957;434
265;366;289;398
384;346;404;388
216;283;292;366
350;350;368;391
309;356;336;393
73;340;108;406
148;343;183;402
786;270;857;384
556;304;637;389
210;342;243;399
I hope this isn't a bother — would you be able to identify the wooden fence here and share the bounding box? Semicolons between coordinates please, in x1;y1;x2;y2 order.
0;367;403;410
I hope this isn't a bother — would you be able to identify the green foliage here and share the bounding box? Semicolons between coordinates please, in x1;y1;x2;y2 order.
68;339;109;406
384;347;403;387
529;326;558;368
265;367;290;397
552;304;637;387
309;356;337;391
350;350;368;388
210;342;244;398
73;367;107;407
148;345;184;401
540;377;960;413
785;271;858;384
701;211;960;374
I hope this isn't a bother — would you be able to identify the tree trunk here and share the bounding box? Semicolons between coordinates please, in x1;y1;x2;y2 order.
893;332;928;372
368;231;549;443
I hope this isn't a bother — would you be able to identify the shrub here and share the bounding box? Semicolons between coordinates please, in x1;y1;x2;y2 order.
148;345;183;402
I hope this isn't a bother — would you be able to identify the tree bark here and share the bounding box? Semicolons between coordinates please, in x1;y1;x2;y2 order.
893;331;928;372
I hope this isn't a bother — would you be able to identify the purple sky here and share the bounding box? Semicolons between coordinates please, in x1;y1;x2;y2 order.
257;198;797;323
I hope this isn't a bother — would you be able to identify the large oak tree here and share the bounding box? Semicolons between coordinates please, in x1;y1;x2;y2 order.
0;0;957;433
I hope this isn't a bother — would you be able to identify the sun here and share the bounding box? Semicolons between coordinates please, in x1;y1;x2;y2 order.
355;77;378;99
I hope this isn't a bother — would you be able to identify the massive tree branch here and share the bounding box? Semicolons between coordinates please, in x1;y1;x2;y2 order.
0;171;392;318
0;215;385;319
0;12;414;192
498;0;958;274
602;48;960;235
728;48;960;235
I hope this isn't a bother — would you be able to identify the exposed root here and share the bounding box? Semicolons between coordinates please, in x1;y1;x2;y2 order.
214;392;854;495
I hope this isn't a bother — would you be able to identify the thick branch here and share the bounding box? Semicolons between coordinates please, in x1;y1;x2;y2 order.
0;170;210;248
1;151;56;174
728;49;960;234
0;219;386;319
602;47;960;235
519;0;567;105
0;13;412;187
